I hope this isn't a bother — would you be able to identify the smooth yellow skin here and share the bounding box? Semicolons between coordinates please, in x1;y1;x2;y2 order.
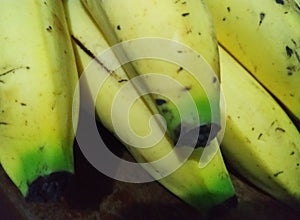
205;0;300;120
64;0;235;211
0;0;78;195
218;46;300;210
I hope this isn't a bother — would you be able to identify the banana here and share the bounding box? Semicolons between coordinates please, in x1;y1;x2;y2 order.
63;0;235;211
0;0;78;198
204;0;300;123
80;0;222;148
218;46;300;210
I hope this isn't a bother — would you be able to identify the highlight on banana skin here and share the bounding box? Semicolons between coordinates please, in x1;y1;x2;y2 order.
0;0;299;215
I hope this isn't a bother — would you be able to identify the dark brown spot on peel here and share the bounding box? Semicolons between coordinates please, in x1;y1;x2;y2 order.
212;77;217;83
295;51;300;63
287;65;295;75
183;86;191;91
275;0;284;5
72;35;112;74
0;67;23;77
270;121;276;127
273;171;284;177
286;46;293;57
275;127;285;132
118;79;128;83
155;99;167;105
46;25;52;32
161;108;169;114
259;12;265;26
177;67;183;73
181;12;190;17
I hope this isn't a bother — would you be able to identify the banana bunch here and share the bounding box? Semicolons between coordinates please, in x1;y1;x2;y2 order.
218;46;300;210
0;0;79;200
63;0;235;211
204;0;300;123
203;0;300;210
80;0;222;148
1;0;300;214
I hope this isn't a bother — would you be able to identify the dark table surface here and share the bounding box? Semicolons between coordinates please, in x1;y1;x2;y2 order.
1;129;299;220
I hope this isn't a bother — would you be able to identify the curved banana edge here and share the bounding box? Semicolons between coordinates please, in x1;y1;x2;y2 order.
0;0;79;198
80;0;222;148
63;0;235;211
218;46;300;210
205;0;300;122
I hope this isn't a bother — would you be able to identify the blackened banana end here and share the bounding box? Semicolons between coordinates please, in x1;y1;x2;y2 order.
25;171;73;202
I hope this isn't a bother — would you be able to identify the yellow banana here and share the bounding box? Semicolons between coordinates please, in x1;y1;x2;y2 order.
63;0;235;211
0;0;78;199
205;0;300;123
218;46;300;210
80;0;222;148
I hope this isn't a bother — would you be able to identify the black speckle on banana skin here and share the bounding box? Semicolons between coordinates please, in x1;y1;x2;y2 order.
259;12;265;26
155;99;167;106
275;0;284;5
